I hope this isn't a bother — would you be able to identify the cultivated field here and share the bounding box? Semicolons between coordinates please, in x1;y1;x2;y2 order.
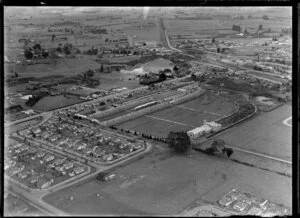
42;146;292;215
165;16;291;39
213;104;292;161
32;95;84;112
117;92;236;138
4;192;47;216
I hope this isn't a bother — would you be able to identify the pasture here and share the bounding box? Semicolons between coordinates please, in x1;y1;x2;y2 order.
213;104;292;161
42;146;291;216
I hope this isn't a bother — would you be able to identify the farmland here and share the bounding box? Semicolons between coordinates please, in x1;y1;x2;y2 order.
213;104;292;161
42;146;291;215
32;95;84;112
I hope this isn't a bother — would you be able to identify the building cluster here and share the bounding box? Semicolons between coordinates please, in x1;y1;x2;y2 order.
5;140;87;190
218;189;291;216
20;117;144;163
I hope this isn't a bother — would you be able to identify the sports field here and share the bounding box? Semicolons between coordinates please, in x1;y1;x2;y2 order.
213;104;292;161
42;146;291;216
117;92;236;138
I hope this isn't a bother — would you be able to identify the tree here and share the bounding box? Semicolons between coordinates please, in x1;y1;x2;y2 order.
173;65;179;72
63;44;71;55
86;69;94;79
225;148;233;158
166;131;191;153
262;15;269;20
212;38;216;43
24;49;33;59
232;25;241;32
33;43;41;51
159;72;167;81
42;50;49;58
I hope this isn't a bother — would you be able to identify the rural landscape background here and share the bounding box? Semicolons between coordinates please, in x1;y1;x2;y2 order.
4;7;292;217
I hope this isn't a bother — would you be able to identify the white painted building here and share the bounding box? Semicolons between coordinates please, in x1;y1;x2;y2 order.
187;124;212;139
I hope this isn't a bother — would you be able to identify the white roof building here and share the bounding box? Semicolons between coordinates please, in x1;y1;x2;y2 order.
187;124;212;139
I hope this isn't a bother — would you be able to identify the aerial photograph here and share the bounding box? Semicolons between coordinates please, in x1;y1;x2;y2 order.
3;6;292;216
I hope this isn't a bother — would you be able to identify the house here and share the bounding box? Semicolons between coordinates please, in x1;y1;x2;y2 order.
18;171;28;179
102;153;113;161
4;160;16;170
73;166;85;175
22;109;35;115
55;138;67;146
219;196;235;207
29;175;39;184
84;147;93;155
75;143;87;151
133;144;142;150
20;145;29;152
28;147;38;154
67;139;78;148
48;134;59;142
41;131;51;139
63;161;74;170
31;127;41;134
247;207;262;216
233;201;248;212
53;158;65;166
113;139;121;145
55;166;64;172
43;154;55;162
93;147;104;158
12;143;23;149
37;178;54;189
36;152;46;158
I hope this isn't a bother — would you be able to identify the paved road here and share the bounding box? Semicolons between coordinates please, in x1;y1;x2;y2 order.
283;116;292;127
226;144;292;165
5;189;53;216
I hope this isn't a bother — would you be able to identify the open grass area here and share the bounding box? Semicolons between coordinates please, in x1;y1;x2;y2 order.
32;95;85;112
117;92;236;138
213;104;292;161
42;146;291;215
4;192;47;216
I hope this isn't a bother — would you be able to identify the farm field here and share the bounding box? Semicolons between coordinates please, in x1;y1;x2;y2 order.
244;70;287;83
32;95;85;112
4;192;47;216
165;17;291;38
93;71;141;90
117;92;236;138
5;57;100;78
213;104;292;161
42;146;291;216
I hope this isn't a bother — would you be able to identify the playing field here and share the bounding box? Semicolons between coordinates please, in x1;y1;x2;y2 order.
42;146;291;216
117;92;236;138
213;104;292;161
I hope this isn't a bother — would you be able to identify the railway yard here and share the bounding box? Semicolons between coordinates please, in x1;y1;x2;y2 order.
4;7;292;216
